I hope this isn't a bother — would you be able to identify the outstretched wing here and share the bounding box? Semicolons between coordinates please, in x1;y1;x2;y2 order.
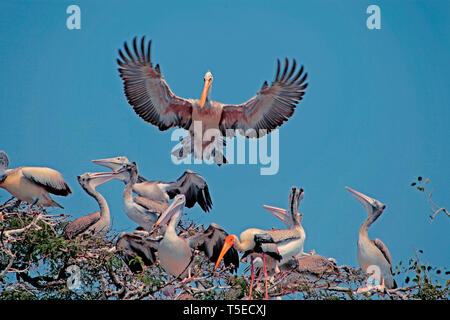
117;36;194;131
373;238;393;271
189;223;239;273
219;58;308;138
165;170;213;212
22;167;72;196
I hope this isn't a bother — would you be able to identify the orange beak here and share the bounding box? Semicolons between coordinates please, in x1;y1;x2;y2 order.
215;235;234;268
199;80;211;109
0;213;3;223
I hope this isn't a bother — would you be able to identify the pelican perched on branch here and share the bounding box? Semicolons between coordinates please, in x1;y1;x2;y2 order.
92;156;212;212
117;37;308;164
346;186;397;291
149;194;239;279
63;172;115;239
0;151;71;217
115;162;169;231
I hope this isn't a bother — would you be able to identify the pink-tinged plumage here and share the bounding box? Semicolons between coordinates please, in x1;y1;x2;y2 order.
117;37;308;163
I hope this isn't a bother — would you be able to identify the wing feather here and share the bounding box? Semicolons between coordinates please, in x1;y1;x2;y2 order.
117;36;193;131
373;238;393;270
165;170;213;212
63;212;100;239
21;167;71;196
219;58;308;138
190;223;239;273
133;196;168;215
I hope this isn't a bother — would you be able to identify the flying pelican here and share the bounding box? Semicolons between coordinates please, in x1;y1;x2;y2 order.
63;172;115;239
115;162;169;231
92;156;212;212
117;37;308;164
0;151;71;218
346;186;397;291
152;194;239;279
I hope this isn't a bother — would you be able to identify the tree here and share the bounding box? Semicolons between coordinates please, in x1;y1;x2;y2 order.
0;199;448;300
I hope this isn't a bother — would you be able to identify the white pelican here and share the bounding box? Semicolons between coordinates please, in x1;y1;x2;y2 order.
63;172;115;239
115;162;169;231
92;156;212;212
117;37;308;164
152;194;239;279
346;186;397;290
0;151;71;216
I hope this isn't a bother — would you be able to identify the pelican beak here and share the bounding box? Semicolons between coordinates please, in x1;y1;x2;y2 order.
0;213;3;223
155;195;185;227
91;157;125;171
90;172;116;188
345;186;377;217
263;205;290;225
215;235;234;269
199;79;212;109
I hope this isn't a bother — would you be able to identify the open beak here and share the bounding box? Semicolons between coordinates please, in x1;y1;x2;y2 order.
199;80;211;109
262;205;291;226
155;196;185;227
90;172;117;188
91;157;123;171
345;186;376;217
215;235;234;269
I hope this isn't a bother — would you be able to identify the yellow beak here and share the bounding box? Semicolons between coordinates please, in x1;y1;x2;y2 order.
200;80;211;109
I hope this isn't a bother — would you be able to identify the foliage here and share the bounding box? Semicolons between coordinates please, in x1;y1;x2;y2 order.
0;200;448;300
410;176;449;223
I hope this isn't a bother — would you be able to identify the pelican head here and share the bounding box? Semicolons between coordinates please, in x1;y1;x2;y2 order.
114;161;138;183
91;156;130;172
346;186;386;219
155;194;186;227
200;71;213;109
77;172;116;194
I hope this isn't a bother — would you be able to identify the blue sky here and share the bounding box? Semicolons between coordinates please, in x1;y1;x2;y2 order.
0;0;449;281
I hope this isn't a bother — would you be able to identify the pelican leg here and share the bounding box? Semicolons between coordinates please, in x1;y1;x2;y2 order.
262;253;269;300
24;199;39;214
248;256;255;300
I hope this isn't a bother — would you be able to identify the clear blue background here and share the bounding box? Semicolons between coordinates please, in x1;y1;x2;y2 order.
0;1;449;283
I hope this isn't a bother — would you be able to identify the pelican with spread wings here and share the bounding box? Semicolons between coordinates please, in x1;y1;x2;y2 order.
117;37;308;164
